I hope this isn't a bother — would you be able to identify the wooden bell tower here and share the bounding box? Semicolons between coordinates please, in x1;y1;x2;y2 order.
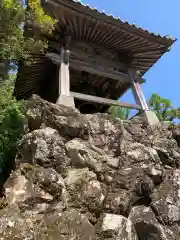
14;0;176;125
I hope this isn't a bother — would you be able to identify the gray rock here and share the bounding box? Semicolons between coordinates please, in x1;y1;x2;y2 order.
16;127;71;177
120;141;161;168
26;94;87;138
64;168;106;212
4;164;67;213
65;138;116;180
172;124;180;147
38;209;96;240
96;213;138;239
106;166;154;215
142;163;165;185
0;207;95;240
129;206;175;240
84;113;129;157
153;138;180;167
151;169;180;225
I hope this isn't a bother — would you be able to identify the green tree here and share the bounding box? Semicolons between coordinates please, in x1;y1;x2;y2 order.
0;75;25;184
148;93;180;122
108;93;180;122
0;0;56;74
0;0;56;184
108;105;130;120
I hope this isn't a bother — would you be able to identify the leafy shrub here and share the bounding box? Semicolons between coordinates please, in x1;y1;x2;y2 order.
0;77;25;184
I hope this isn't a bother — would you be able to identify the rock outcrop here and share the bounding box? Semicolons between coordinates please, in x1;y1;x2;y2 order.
1;95;180;239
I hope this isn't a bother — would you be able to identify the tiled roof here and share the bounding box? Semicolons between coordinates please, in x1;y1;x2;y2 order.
64;0;176;42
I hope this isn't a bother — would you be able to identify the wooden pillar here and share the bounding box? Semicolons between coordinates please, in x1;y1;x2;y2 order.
128;69;149;110
128;68;159;125
56;37;75;107
58;47;70;96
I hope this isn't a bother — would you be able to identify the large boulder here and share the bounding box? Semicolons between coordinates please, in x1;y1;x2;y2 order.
96;213;138;239
16;127;71;177
153;138;180;167
120;141;161;168
84;113;132;157
105;165;158;216
4;163;67;213
37;210;96;240
151;169;180;226
0;207;95;240
129;206;177;240
64;168;106;216
65;138;118;182
26;94;87;138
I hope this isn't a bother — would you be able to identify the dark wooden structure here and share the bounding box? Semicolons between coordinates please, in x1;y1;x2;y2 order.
14;0;176;122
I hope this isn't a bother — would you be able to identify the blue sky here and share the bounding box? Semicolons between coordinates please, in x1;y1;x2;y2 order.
82;0;180;107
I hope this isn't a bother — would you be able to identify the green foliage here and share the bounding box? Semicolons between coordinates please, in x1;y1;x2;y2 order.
28;0;56;35
0;75;25;184
108;93;180;122
0;0;25;61
0;0;56;183
108;106;130;120
0;0;55;66
148;93;180;122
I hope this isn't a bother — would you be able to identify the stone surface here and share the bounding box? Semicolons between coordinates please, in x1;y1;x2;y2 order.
171;124;180;147
4;163;67;213
65;138;116;182
96;213;138;239
64;168;106;215
129;206;177;240
0;207;95;240
151;169;180;225
153;138;180;168
1;95;180;239
16;127;71;177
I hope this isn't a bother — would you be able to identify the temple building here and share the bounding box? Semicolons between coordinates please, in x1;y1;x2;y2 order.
14;0;176;124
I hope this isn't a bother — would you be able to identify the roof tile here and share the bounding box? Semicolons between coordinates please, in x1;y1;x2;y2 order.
70;0;176;41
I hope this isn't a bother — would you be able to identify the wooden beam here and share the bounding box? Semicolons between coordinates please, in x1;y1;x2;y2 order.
133;46;169;55
71;60;129;82
49;40;129;73
70;91;142;110
46;52;144;83
128;69;149;110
